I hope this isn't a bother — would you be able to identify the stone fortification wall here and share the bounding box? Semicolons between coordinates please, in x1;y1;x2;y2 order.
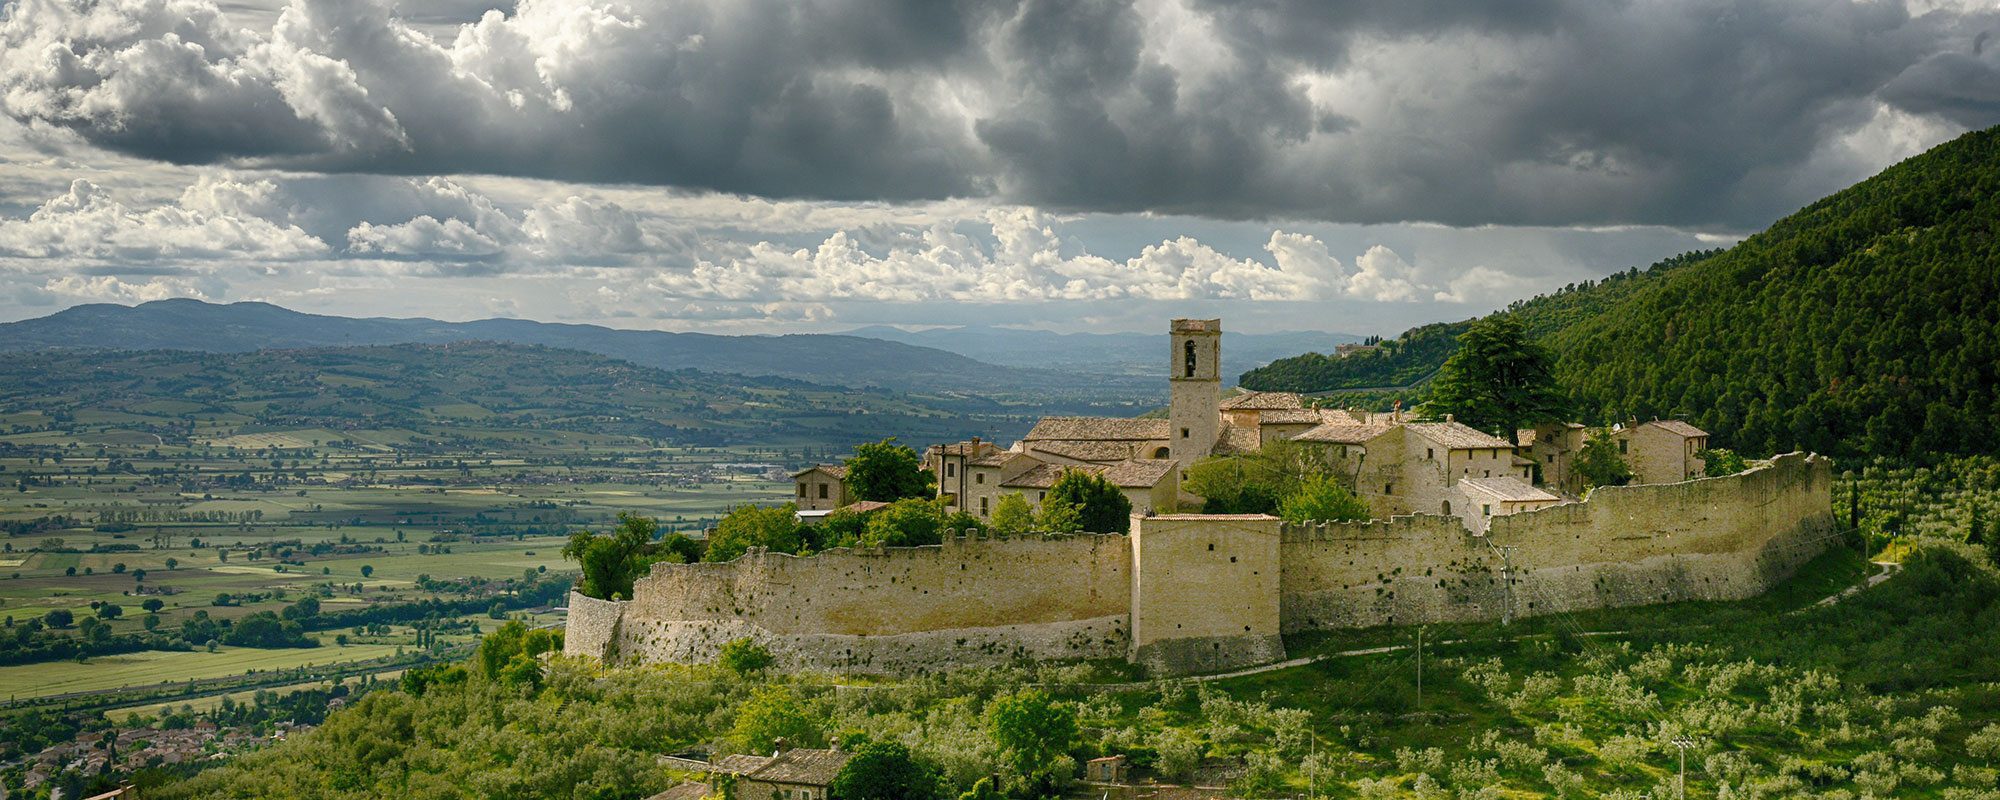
566;533;1132;672
1278;452;1834;632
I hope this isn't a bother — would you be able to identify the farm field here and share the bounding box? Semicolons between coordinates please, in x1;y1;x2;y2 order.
0;642;411;699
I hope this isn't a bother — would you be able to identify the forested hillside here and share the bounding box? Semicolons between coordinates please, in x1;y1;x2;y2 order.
1246;123;2000;462
1241;251;1720;394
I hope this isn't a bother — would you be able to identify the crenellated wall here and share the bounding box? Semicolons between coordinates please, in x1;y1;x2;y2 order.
566;452;1834;675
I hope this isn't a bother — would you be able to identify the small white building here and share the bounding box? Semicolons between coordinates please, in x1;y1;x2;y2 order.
1450;476;1563;533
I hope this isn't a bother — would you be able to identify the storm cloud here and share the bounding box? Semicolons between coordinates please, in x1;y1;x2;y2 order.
4;0;1996;230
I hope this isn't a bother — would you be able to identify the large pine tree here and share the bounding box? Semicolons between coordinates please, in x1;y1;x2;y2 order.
1425;316;1567;439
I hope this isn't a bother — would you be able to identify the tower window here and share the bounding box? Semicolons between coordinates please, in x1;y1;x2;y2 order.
1619;439;1629;454
1184;339;1197;378
1181;428;1190;439
1384;482;1394;495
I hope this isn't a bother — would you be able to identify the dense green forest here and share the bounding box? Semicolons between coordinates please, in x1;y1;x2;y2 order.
1247;124;2000;462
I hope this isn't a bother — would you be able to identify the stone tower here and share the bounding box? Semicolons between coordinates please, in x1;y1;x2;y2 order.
1168;318;1221;469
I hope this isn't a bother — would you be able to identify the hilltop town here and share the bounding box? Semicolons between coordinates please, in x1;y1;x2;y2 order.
568;319;1833;676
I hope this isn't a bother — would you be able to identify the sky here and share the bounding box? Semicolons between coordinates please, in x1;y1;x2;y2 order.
0;0;1996;336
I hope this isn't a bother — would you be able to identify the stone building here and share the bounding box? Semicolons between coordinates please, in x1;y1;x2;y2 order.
1290;415;1530;519
790;465;850;511
1448;476;1562;533
710;747;851;800
1614;419;1711;484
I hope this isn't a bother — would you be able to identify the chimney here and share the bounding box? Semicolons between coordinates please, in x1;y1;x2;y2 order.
1445;413;1455;423
773;737;789;755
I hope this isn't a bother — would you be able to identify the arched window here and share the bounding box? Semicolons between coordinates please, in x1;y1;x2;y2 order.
1153;446;1170;459
1441;500;1452;515
1184;339;1197;378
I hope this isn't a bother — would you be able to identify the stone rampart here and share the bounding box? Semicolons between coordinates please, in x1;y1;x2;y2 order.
1278;452;1834;631
565;453;1834;675
567;532;1132;672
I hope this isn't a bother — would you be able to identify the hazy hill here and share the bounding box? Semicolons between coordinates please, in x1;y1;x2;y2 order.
1244;124;2000;461
0;342;1039;448
844;324;1360;377
0;299;1148;401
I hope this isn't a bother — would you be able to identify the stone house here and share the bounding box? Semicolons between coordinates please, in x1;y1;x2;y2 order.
1520;422;1589;495
710;747;851;800
1294;417;1525;519
1614;419;1710;485
1085;755;1131;783
790;465;849;511
1449;476;1563;533
1000;459;1180;517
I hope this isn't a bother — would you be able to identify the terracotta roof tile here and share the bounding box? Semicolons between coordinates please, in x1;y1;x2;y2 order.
1211;426;1263;455
648;784;713;800
1025;417;1171;442
1644;419;1708;438
790;464;847;479
1457;476;1561;503
1294;421;1393;445
1028;440;1149;462
1002;459;1175;489
1258;409;1328;425
1404;421;1517;450
747;749;852;786
1219;391;1303;411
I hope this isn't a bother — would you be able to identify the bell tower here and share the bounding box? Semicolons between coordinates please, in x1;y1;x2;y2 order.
1168;318;1221;469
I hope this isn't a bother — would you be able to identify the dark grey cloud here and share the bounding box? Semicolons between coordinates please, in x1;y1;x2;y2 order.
2;0;1996;229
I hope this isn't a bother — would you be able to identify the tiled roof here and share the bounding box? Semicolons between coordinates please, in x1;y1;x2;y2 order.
1258;409;1327;425
1027;440;1148;462
967;450;1022;467
1100;459;1178;487
648;783;713;800
1219;391;1303;411
1211;426;1263;455
1644;419;1708;438
1002;459;1175;489
712;754;772;775
748;749;853;786
1294;421;1393;445
1458;476;1560;503
838;500;892;514
1404;421;1517;450
790;464;847;479
1025;416;1170;442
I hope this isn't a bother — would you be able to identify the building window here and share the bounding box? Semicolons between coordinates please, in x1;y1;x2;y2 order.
1338;446;1348;458
1154;446;1170;458
980;497;989;515
1484;470;1491;478
1384;482;1394;495
797;484;806;498
1483;504;1492;516
1547;454;1555;463
1038;491;1046;502
946;463;956;478
1442;501;1451;514
818;484;828;499
975;473;984;484
1619;439;1628;454
1427;447;1434;460
1184;339;1197;378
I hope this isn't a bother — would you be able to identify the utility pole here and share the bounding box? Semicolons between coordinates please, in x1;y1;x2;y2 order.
1496;544;1517;626
1671;736;1696;799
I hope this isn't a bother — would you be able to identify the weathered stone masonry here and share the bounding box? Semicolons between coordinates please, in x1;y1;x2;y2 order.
567;453;1833;676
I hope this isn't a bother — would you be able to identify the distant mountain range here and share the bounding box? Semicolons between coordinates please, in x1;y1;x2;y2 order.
0;299;1153;403
840;324;1362;375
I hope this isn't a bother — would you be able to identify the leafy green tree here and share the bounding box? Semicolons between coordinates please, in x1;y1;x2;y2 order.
565;512;673;598
95;603;123;620
845;438;932;502
718;638;774;676
1699;448;1749;477
706;504;804;562
476;619;563;688
1424;315;1567;439
733;685;823;753
861;499;947;548
1575;431;1633;490
43;609;72;628
140;598;164;613
360;565;374;578
986;689;1078;797
990;493;1034;536
1278;475;1371;524
1034;498;1083;533
1184;456;1285;515
143;614;161;631
830;741;941;800
813;509;870;550
1044;470;1132;534
958;776;1004;800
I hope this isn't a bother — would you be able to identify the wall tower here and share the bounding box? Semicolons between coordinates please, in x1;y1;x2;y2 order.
1168;318;1222;469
